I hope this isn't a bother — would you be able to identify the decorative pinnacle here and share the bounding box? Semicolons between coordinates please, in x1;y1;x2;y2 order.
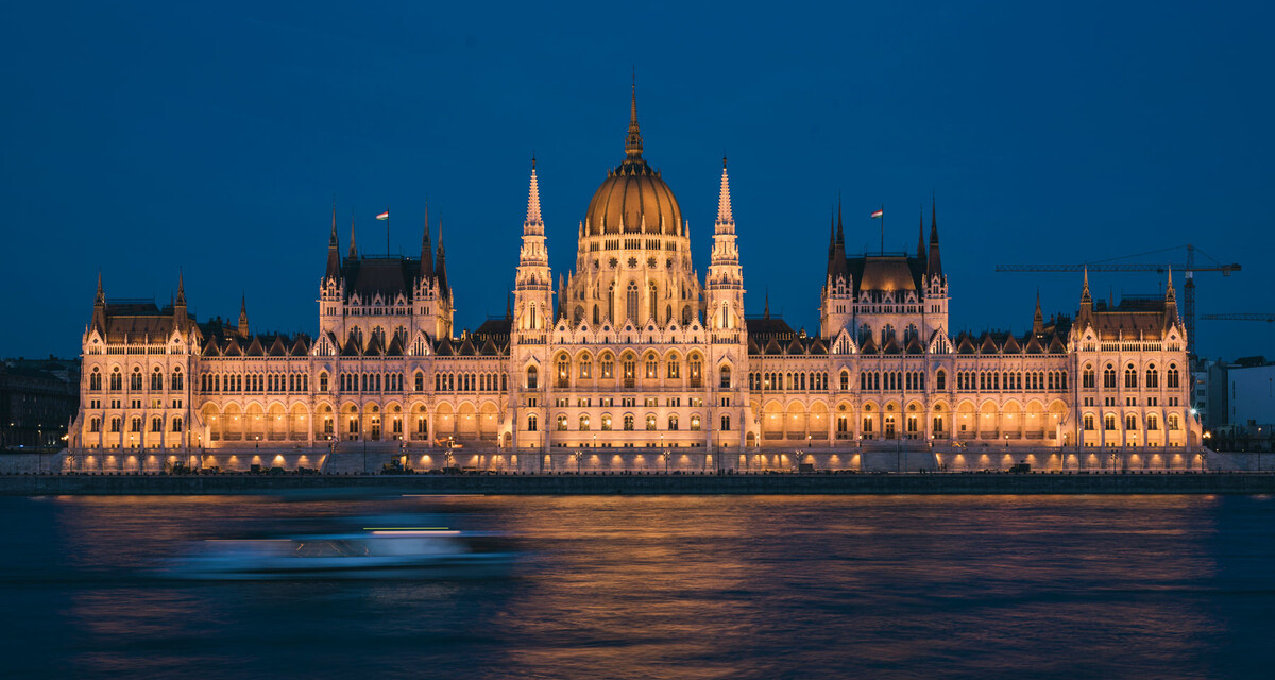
716;158;733;226
526;157;543;225
625;75;643;160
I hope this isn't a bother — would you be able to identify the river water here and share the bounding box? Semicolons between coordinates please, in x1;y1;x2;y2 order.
1;494;1272;679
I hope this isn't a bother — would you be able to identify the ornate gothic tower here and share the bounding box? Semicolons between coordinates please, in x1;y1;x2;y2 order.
705;157;745;334
921;200;949;339
819;206;853;339
514;160;553;333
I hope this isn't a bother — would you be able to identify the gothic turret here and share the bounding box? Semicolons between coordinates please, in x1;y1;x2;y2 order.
434;222;449;301
348;214;358;259
706;156;744;331
1032;290;1044;336
419;204;434;281
237;294;250;338
513;158;553;331
326;204;341;281
173;271;188;332
1077;266;1093;326
926;199;943;281
90;271;106;333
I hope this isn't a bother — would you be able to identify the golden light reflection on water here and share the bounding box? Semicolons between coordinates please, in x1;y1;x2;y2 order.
30;494;1270;679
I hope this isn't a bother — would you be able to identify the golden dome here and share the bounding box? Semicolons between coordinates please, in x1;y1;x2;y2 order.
582;87;683;237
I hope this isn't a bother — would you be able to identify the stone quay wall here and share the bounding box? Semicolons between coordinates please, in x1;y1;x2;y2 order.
3;470;1275;496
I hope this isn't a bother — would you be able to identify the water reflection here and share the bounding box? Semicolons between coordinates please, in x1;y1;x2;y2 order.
2;495;1271;679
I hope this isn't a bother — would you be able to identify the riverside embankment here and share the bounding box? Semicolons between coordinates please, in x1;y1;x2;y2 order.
4;472;1275;495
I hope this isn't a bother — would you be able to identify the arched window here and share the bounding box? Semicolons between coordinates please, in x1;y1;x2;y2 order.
624;414;635;431
858;325;872;346
688;354;702;386
151;368;163;391
1125;414;1138;430
109;417;121;432
690;414;701;431
579;414;591;431
646;414;657;431
527;365;539;390
1146;364;1159;389
527;414;538;431
556;414;567;431
935;370;947;391
649;283;658;322
130;368;143;391
171;367;183;391
719;365;732;389
626;281;639;321
720;414;731;431
130;416;142;432
556;355;570;388
1124;363;1138;389
1104;414;1117;430
1084;413;1094;430
601;414;613;431
839;370;850;391
1167;364;1180;389
904;324;918;343
578;353;593;379
1083;364;1095;389
645;353;658;379
1147;415;1159;430
668;414;679;430
600;353;614;379
89;417;101;432
110;368;122;391
667;355;681;379
319;372;328;392
89;368;102;391
414;371;424;391
881;324;895;345
1167;413;1180;430
150;417;162;432
623;355;636;388
1103;363;1117;389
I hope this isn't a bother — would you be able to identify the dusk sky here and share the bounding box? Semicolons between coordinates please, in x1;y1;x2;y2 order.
2;1;1271;360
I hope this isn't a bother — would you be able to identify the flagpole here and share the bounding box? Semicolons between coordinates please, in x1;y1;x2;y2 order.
880;203;884;254
386;206;390;256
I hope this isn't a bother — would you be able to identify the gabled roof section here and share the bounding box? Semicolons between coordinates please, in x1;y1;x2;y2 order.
1001;334;1021;354
955;333;976;355
979;334;1000;354
904;335;925;355
882;335;902;355
859;334;879;355
809;338;827;356
223;337;243;357
341;335;362;357
267;336;288;357
245;336;266;357
434;337;455;357
457;335;477;356
786;337;805;355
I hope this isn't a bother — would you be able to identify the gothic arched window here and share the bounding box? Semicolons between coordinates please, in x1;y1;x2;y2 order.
626;282;639;322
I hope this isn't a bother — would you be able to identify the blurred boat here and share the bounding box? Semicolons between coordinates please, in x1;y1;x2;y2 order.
168;529;516;579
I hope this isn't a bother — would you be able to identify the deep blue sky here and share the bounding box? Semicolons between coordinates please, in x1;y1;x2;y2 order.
2;2;1272;360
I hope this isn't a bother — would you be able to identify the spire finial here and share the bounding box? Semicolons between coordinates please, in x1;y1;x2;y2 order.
348;212;358;258
526;157;543;225
95;270;104;304
764;288;770;319
176;270;186;305
625;73;643;161
715;157;733;227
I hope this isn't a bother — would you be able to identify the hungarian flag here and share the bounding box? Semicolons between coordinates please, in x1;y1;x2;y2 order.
870;209;883;219
376;210;389;221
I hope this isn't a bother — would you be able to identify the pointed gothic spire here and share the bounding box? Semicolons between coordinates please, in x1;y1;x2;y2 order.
90;271;107;333
1081;266;1092;304
625;74;643;162
1033;289;1044;335
926;196;943;280
419;204;434;280
917;205;926;262
1165;267;1176;301
526;156;543;226
238;294;250;338
715;155;733;227
829;198;849;284
506;293;513;321
763;289;770;320
175;270;186;306
434;220;449;300
326;204;341;279
828;206;836;259
348;212;358;258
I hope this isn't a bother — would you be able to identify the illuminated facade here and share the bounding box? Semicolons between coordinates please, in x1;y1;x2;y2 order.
68;90;1203;472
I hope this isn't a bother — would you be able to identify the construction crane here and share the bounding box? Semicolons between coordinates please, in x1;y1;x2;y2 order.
1202;313;1275;323
997;244;1241;357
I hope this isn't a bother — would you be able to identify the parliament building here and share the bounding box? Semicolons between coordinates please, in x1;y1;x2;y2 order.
68;90;1203;473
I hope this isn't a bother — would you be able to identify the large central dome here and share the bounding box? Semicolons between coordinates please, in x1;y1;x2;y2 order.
582;89;682;236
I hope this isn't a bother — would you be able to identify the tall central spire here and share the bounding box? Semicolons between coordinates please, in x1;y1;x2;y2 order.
625;75;643;161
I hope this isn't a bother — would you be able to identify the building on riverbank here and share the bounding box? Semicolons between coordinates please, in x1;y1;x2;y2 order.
66;87;1202;473
0;357;79;451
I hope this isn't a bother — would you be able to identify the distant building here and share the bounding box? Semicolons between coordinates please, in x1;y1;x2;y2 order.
65;88;1203;472
0;357;80;449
